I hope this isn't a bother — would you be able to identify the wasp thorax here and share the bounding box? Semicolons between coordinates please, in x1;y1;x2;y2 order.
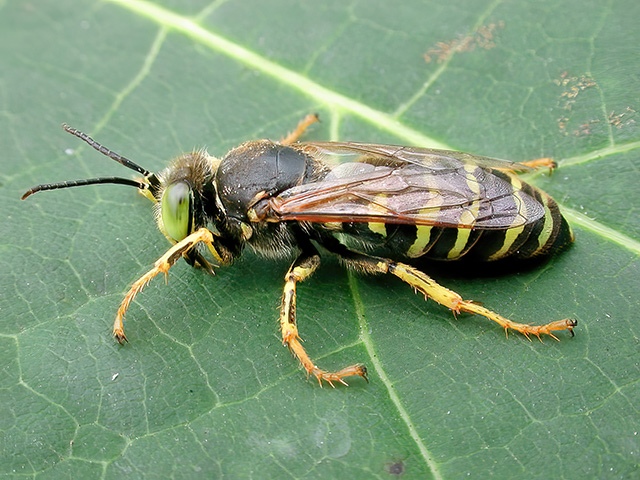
161;180;193;242
215;140;313;221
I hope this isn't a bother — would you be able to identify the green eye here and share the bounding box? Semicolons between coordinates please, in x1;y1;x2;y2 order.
161;181;192;241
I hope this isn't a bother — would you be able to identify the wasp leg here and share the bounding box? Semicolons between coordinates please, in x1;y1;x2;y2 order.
499;157;557;175
382;260;577;340
519;157;557;171
328;243;577;340
280;114;319;145
280;248;368;387
113;227;227;343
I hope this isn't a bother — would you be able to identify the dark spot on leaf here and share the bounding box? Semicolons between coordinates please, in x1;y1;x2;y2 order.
386;460;405;476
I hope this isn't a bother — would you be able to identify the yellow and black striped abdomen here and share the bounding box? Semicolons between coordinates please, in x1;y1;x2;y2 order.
327;168;573;262
466;170;574;261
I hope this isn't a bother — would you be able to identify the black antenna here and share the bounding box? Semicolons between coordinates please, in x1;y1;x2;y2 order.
21;177;146;200
21;124;159;200
62;124;152;177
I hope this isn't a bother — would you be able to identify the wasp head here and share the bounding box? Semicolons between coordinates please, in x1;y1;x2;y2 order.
153;150;220;244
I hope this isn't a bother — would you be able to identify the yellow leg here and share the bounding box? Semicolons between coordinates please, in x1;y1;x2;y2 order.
381;261;577;340
280;114;319;145
280;253;368;387
519;157;557;171
496;157;557;175
113;227;219;343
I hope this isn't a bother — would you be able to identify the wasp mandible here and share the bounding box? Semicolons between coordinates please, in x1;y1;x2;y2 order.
22;115;577;386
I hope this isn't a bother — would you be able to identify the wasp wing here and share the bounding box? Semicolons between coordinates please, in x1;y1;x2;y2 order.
299;141;535;172
264;142;544;230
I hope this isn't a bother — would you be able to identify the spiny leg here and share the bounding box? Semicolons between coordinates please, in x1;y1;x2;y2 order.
335;249;576;340
280;114;319;146
113;227;222;343
385;261;576;340
280;248;368;387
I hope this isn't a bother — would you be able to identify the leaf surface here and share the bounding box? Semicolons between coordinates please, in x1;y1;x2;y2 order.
1;0;639;478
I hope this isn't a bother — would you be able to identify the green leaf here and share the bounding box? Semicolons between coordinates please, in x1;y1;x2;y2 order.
1;0;638;478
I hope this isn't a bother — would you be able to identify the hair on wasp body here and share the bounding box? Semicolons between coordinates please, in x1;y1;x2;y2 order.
22;115;577;387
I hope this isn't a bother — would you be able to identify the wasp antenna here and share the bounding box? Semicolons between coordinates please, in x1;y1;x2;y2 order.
21;177;146;200
62;124;153;177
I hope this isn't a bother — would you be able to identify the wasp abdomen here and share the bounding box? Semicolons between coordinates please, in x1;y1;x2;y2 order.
464;172;574;261
329;169;573;262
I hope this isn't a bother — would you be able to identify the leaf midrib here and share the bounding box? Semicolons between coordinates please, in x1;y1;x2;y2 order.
106;0;449;149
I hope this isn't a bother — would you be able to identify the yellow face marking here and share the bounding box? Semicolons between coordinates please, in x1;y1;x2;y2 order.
139;188;156;203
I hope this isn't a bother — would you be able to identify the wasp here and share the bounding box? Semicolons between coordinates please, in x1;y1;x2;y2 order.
22;115;577;386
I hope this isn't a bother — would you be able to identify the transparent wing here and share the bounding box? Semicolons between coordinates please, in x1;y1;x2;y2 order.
298;141;534;172
262;142;544;230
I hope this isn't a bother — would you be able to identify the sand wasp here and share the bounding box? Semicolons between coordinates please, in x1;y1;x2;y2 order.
22;115;577;386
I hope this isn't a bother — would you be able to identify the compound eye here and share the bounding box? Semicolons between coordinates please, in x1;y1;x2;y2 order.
161;181;193;241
